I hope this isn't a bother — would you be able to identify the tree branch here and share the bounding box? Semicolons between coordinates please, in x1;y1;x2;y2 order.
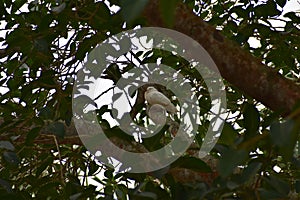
143;1;300;116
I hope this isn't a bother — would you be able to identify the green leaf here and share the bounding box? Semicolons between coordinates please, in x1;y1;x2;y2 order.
275;0;287;8
270;120;294;146
73;95;96;115
122;63;135;73
240;161;262;183
45;121;66;138
0;141;15;151
104;168;114;179
7;78;18;91
119;35;131;54
218;148;248;177
234;32;250;45
51;2;66;14
38;107;54;120
284;12;300;23
97;105;109;116
171;156;211;172
33;38;49;54
159;0;178;27
120;0;149;23
161;54;180;67
133;191;157;199
36;156;54;177
36;181;61;198
263;174;290;195
254;1;281;17
230;5;248;18
128;85;137;98
199;96;211;115
295;180;300;193
0;179;12;193
103;63;122;83
75;37;94;60
270;120;297;160
69;193;82;200
259;188;287;199
88;160;99;176
11;0;27;13
3;152;19;166
112;92;122;102
218;122;238;146
243;103;260;137
261;112;280;129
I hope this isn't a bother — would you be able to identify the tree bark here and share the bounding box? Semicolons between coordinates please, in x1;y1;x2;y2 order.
143;1;300;116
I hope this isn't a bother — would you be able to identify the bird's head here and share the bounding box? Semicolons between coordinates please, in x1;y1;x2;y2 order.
146;86;157;92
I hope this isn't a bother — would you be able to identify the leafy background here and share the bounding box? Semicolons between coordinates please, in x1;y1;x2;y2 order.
0;0;300;199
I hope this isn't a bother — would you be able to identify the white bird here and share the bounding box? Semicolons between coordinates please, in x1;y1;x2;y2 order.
144;87;177;114
147;104;167;125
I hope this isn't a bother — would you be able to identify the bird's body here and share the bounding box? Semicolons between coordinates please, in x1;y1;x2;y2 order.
144;87;177;114
147;104;167;125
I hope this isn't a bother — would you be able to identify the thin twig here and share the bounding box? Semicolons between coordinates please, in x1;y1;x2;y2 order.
52;135;65;185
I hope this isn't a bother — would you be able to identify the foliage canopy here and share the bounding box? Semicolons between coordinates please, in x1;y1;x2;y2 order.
0;0;300;199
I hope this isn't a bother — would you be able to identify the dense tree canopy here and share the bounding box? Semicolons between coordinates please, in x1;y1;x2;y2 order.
0;0;300;199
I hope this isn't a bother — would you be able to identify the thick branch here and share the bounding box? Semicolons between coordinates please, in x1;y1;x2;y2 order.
143;1;300;116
